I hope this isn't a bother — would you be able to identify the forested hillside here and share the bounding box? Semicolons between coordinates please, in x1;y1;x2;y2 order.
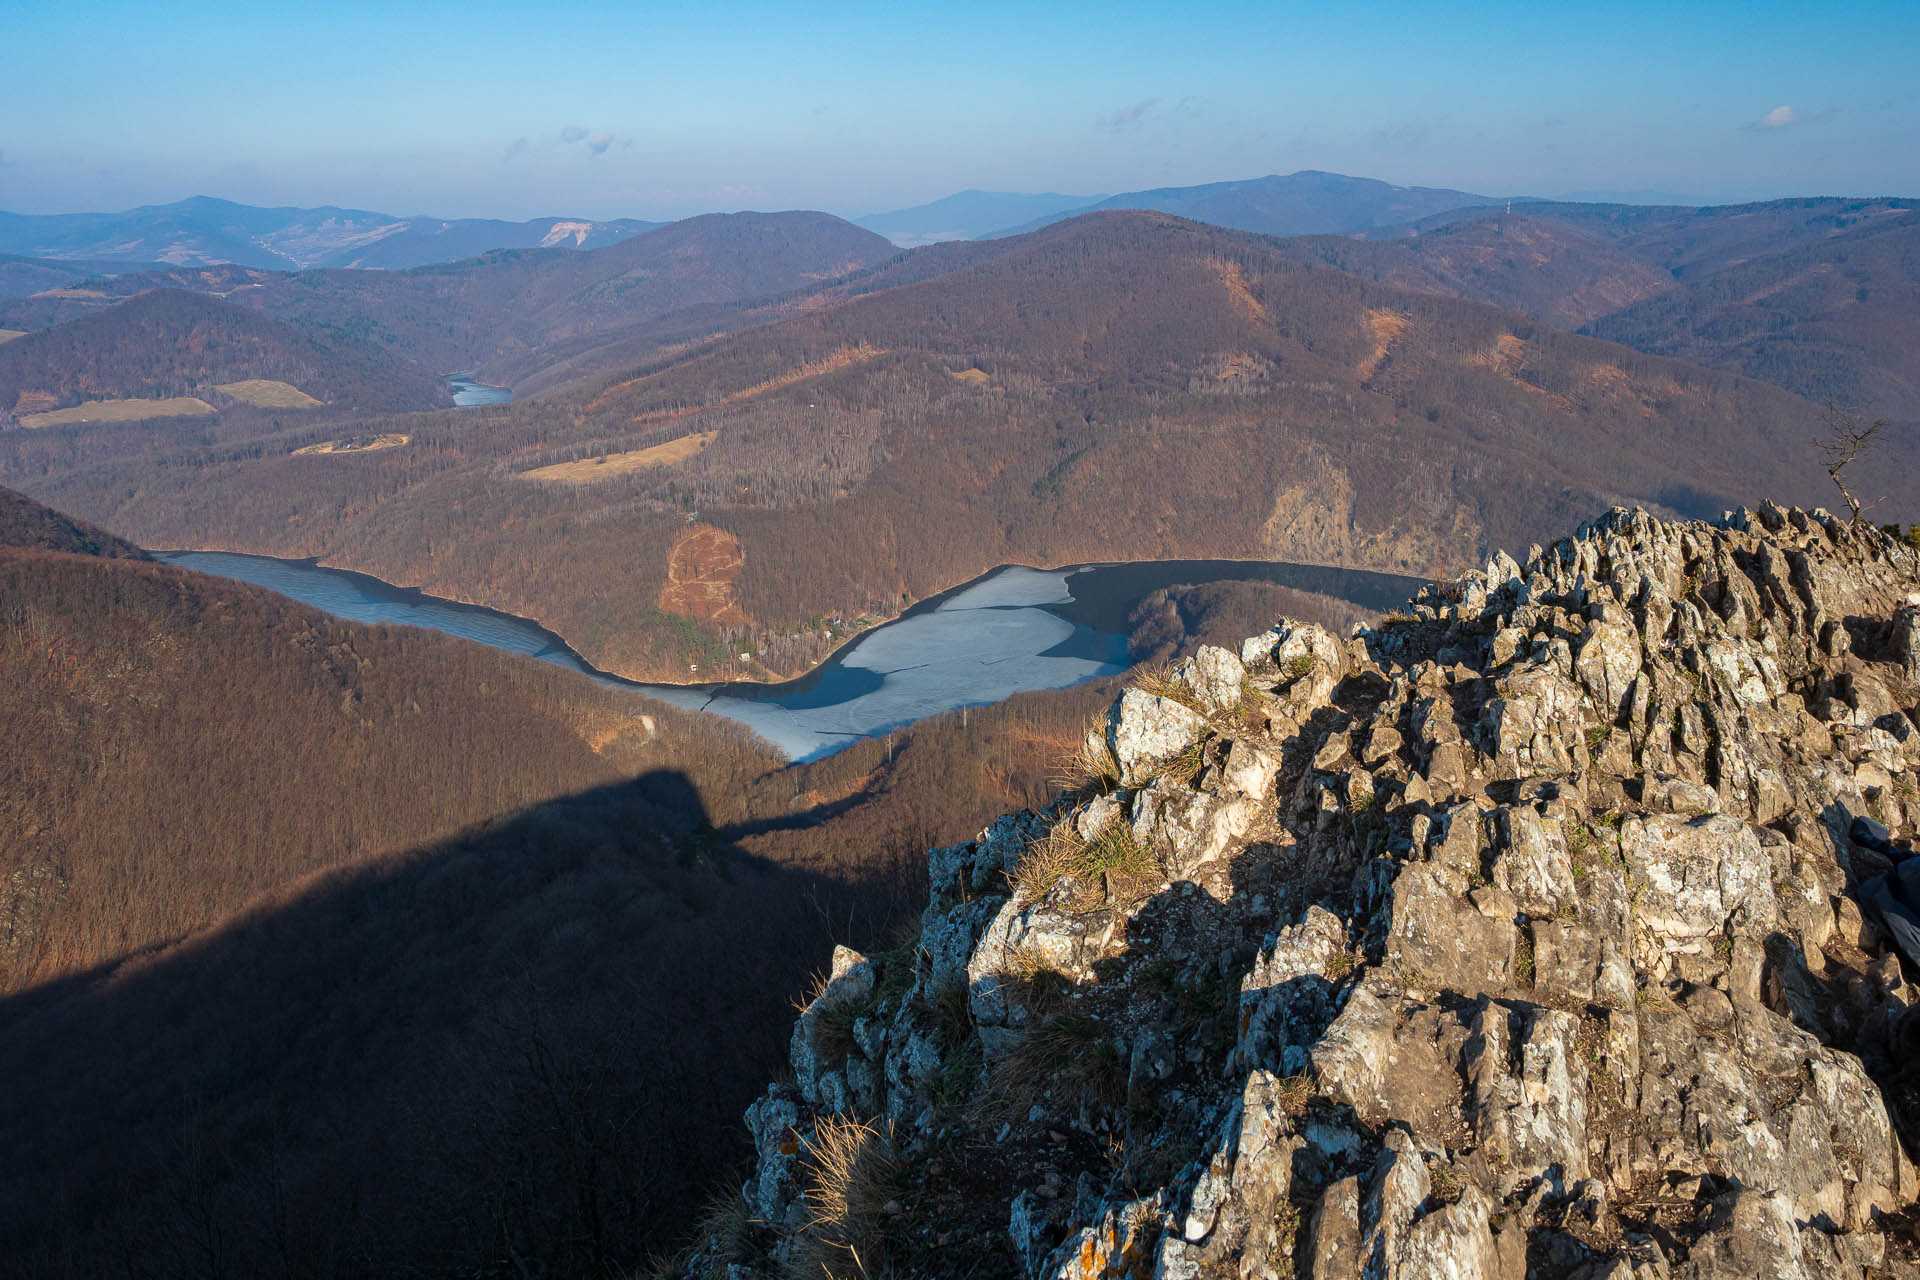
1279;198;1920;418
0;288;446;416
3;490;1241;1274
1584;213;1920;419
8;210;1883;682
231;210;898;382
0;484;147;557
983;170;1490;238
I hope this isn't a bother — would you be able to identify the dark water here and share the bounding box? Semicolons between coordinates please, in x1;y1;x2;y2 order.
449;374;511;407
157;551;1423;760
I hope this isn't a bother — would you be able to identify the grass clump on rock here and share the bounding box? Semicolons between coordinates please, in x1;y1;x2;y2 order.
1012;820;1160;911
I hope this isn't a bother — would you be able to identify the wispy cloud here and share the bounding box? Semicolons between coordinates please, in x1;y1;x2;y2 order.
1744;104;1832;132
556;124;623;157
1096;98;1159;131
502;136;530;162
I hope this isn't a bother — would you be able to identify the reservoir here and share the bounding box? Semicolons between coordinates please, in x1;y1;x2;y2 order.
157;551;1423;760
449;374;511;407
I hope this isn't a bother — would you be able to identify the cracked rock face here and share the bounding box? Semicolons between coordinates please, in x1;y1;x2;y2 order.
682;506;1920;1280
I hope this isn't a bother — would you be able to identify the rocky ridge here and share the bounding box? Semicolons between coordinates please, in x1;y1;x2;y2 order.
687;503;1920;1279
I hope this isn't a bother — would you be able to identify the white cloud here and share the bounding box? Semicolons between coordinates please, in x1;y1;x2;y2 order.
1096;98;1159;131
560;124;590;143
1754;104;1799;129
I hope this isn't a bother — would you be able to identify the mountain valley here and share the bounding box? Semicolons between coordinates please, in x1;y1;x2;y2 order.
6;157;1920;1280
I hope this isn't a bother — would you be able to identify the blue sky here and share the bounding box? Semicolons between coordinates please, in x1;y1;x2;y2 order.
2;0;1915;219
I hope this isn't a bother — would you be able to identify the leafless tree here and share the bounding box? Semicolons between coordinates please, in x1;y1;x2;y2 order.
1813;403;1891;524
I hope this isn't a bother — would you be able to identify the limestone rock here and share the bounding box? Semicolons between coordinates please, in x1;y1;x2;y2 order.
1108;688;1209;786
689;507;1920;1280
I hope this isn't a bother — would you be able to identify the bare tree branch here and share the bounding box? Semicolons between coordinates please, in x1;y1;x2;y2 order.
1812;403;1891;524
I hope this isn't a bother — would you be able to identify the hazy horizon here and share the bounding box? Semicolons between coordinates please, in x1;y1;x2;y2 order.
4;0;1917;223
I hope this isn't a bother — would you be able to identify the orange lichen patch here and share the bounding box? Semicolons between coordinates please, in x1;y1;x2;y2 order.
658;523;752;627
292;433;411;456
1359;308;1410;379
949;367;990;386
1207;258;1267;324
20;396;215;429
521;430;718;484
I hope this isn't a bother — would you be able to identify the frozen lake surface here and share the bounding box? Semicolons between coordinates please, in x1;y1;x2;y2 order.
448;374;511;406
158;551;1422;760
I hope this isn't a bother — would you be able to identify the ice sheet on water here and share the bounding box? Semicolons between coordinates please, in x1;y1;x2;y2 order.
928;565;1074;612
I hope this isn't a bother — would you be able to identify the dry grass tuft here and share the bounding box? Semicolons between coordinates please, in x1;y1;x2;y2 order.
1052;710;1120;794
1151;737;1210;787
979;1013;1126;1123
790;1115;901;1280
651;1188;756;1280
1012;821;1159;911
1133;661;1203;712
994;945;1075;1014
1272;1071;1318;1117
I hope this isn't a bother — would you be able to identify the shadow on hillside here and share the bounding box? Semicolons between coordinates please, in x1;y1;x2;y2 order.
0;769;902;1280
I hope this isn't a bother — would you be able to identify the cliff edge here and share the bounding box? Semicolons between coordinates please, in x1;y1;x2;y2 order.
687;503;1920;1279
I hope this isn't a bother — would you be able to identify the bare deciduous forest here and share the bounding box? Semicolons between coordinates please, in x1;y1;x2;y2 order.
9;211;1896;685
0;489;1211;1275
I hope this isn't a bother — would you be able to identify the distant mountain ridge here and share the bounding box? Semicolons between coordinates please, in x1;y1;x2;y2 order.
855;190;1102;246
0;211;901;393
0;195;661;271
1273;196;1920;417
981;170;1496;239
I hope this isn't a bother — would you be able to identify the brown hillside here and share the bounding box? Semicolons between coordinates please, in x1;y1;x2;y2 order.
0;287;444;415
7;211;1898;681
1281;214;1675;328
1584;214;1920;419
233;210;899;383
0;483;147;557
0;490;1205;1275
1280;200;1920;420
0;544;777;990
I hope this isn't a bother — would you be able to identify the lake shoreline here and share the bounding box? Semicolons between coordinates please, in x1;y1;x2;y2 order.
157;549;1427;760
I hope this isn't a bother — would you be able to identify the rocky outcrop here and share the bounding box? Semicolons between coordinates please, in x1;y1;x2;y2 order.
685;505;1920;1279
